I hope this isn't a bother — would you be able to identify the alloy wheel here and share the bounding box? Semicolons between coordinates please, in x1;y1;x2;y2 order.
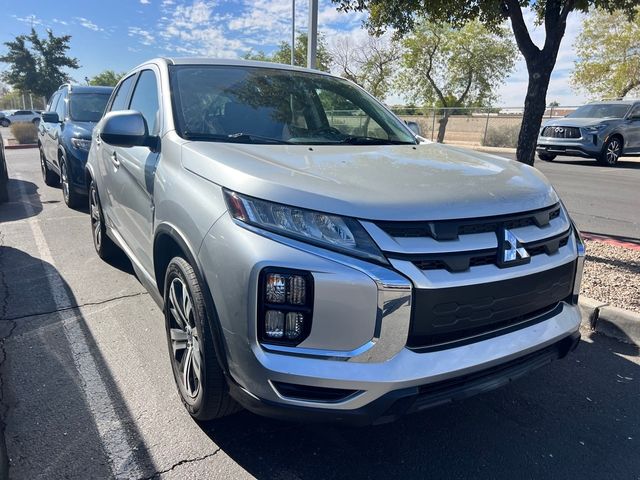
168;277;202;398
40;150;46;179
61;161;70;203
89;185;102;250
606;139;621;165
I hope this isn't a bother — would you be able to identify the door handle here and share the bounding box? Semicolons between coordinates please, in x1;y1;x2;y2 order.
111;151;120;168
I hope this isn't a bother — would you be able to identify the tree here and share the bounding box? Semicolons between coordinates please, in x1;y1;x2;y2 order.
330;33;399;99
572;8;640;100
0;28;79;98
332;0;638;165
397;20;516;143
245;32;332;72
548;100;560;107
88;70;126;87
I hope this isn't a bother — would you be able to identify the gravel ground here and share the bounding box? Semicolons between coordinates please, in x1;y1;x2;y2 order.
581;239;640;313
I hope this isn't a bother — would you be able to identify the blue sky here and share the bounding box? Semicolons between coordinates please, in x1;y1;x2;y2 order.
0;0;588;106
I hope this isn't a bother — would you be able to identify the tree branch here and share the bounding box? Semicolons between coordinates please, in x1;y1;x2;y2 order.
504;0;539;61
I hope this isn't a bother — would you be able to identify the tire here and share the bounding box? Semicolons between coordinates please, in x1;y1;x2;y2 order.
164;257;239;421
40;145;59;187
538;152;556;161
60;154;83;208
598;136;623;166
32;118;40;125
89;179;118;261
0;119;9;127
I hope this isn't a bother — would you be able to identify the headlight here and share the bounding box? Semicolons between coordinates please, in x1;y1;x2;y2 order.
71;138;92;151
584;124;607;132
224;190;387;264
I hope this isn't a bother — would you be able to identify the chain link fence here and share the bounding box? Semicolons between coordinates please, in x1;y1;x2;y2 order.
0;92;47;111
392;106;580;147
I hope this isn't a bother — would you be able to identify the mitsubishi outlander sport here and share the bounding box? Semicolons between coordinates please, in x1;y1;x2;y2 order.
86;58;585;424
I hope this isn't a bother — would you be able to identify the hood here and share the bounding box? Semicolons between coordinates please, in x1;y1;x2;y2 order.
543;117;621;128
67;121;96;139
182;142;558;221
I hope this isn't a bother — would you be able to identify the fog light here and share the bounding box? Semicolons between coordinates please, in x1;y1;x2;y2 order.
259;268;313;345
265;274;286;304
265;310;284;338
287;276;306;305
285;312;304;340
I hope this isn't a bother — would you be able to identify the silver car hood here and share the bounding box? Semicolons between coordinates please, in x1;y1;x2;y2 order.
182;142;558;221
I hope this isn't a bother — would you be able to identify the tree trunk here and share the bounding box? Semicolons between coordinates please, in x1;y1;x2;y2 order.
517;62;554;166
436;110;450;143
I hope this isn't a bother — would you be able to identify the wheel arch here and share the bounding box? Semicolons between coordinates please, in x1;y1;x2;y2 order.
153;223;231;376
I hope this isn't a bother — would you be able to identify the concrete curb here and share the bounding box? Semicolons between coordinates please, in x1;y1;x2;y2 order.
579;296;640;345
5;144;37;150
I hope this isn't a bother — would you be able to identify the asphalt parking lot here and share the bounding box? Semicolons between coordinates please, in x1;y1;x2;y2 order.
0;148;639;479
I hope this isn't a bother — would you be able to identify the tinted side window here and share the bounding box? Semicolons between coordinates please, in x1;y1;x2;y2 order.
128;70;160;135
110;75;136;112
55;93;66;118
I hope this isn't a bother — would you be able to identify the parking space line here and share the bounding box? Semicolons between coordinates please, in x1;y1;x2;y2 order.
15;176;143;479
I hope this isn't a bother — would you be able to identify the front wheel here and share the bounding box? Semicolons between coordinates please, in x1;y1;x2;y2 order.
164;257;239;421
60;155;83;208
0;119;9;127
538;152;556;161
89;179;118;261
599;137;622;166
40;146;59;187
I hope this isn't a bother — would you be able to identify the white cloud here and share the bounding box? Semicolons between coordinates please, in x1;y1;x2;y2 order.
74;16;103;32
140;0;151;4
128;26;155;45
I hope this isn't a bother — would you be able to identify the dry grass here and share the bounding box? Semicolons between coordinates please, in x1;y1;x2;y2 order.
10;122;38;144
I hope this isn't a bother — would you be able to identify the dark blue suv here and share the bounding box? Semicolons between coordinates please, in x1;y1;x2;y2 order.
38;84;113;207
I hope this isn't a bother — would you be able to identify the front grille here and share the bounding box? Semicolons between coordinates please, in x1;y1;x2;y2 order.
407;261;576;349
377;203;561;241
411;233;569;272
542;126;581;139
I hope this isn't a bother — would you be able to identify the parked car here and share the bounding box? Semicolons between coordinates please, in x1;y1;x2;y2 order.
537;100;640;166
0;109;41;127
87;58;585;424
38;84;113;207
0;130;8;203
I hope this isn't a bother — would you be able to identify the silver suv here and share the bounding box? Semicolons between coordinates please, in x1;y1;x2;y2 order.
86;58;585;424
537;101;640;166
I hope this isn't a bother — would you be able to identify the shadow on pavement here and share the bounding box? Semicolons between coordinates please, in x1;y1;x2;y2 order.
549;158;640;169
201;331;639;479
0;255;153;476
0;179;42;223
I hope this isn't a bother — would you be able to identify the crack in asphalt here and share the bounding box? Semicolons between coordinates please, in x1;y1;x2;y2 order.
138;448;222;480
1;291;149;322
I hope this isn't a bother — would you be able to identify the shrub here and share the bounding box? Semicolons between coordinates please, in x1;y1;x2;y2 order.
10;122;38;144
482;124;520;148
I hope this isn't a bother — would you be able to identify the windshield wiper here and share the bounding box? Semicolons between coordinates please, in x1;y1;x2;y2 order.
339;136;416;145
183;131;291;144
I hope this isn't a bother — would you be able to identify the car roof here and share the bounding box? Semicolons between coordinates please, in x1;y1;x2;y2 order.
153;56;335;77
57;85;114;94
585;100;637;105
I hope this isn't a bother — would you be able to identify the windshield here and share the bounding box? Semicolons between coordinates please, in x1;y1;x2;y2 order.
567;104;630;119
169;65;416;145
69;93;110;122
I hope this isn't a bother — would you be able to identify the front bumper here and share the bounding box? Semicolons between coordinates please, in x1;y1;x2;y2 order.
536;135;602;158
199;212;583;424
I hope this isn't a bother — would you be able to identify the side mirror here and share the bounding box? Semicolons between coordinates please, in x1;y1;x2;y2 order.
41;111;60;123
100;110;157;149
405;120;421;136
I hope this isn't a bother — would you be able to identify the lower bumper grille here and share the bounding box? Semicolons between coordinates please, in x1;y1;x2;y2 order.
408;261;576;349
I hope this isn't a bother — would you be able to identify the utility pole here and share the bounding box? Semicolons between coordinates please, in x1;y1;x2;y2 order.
307;0;318;69
291;0;295;66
